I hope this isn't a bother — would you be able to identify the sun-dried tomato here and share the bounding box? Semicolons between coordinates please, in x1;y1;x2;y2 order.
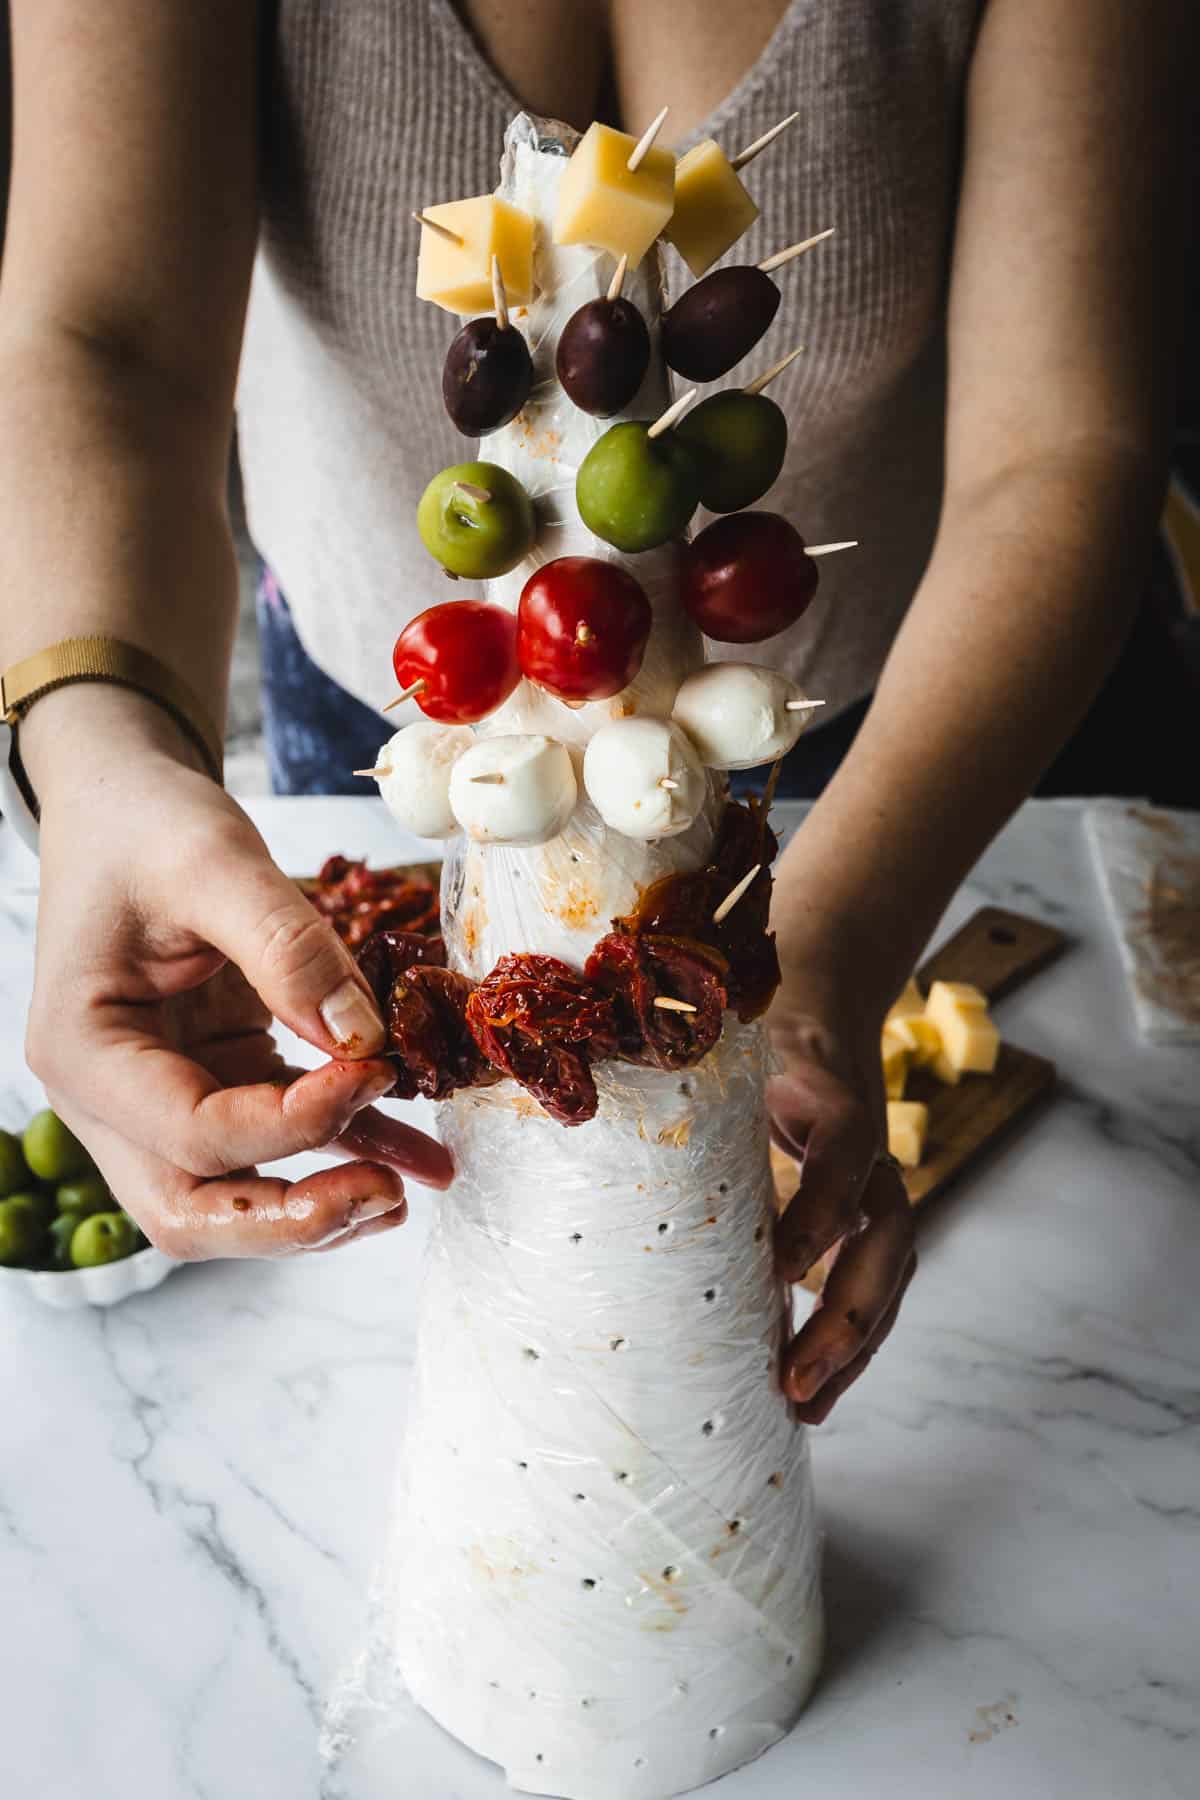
722;928;782;1023
610;801;781;1023
386;966;495;1102
308;858;441;945
356;930;447;1012
586;931;727;1070
465;953;617;1126
712;798;779;886
614;867;719;941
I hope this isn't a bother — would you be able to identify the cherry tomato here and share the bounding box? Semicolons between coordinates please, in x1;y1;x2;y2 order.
680;512;818;644
393;601;520;723
517;557;653;701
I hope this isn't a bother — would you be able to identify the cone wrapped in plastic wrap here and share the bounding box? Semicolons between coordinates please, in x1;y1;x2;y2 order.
380;114;824;1800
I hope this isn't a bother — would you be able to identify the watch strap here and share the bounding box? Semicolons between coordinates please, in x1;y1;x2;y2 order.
1;636;224;792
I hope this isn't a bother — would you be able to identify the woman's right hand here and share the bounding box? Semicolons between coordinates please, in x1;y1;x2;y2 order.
22;686;452;1260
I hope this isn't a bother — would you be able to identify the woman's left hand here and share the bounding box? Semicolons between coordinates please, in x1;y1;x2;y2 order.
767;979;917;1424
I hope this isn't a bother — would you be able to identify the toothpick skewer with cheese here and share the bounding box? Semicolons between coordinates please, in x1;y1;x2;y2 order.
666;111;801;277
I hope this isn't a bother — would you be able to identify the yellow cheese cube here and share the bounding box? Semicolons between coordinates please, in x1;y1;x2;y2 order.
931;1049;960;1087
416;196;534;315
928;979;988;1013
887;977;925;1023
882;1039;910;1100
882;1017;917;1055
554;122;676;268
664;138;759;276
925;980;1000;1076
907;1016;943;1066
887;1101;929;1169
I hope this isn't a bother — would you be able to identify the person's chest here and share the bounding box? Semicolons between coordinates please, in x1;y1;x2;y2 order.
446;0;794;138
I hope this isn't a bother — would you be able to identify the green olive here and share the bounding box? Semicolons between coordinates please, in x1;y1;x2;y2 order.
675;391;788;513
56;1175;111;1220
49;1213;79;1271
0;1193;50;1268
69;1210;139;1269
22;1109;92;1185
12;1188;56;1230
0;1129;31;1198
416;461;536;579
575;422;702;553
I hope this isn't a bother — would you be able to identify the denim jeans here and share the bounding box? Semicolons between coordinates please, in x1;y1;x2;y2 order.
256;565;867;801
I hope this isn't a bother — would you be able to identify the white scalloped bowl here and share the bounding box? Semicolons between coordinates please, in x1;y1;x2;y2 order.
0;1245;179;1309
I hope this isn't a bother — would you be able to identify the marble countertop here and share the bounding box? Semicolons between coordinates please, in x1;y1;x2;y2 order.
1;798;1197;1800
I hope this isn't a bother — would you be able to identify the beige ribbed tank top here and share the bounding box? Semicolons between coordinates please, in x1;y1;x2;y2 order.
237;0;984;718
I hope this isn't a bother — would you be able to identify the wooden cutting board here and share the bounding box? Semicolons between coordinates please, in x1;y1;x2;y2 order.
772;906;1067;1281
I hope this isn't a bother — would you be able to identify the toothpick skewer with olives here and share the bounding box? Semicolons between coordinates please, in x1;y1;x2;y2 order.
556;253;652;418
675;343;804;513
441;256;534;436
661;227;836;383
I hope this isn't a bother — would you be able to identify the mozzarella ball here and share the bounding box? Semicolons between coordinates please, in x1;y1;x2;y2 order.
449;734;578;846
583;718;706;840
671;662;818;770
372;720;474;837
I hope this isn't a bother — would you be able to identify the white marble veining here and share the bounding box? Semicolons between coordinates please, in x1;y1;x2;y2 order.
0;798;1197;1800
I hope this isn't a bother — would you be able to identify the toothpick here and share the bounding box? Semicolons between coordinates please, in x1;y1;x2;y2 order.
455;481;492;503
757;227;836;274
607;253;629;303
713;862;762;925
743;344;805;396
653;996;698;1014
646;389;697;439
353;766;389;779
382;679;426;713
575;622;595;646
413;210;463;246
729;111;801;173
806;540;857;557
469;772;506;785
490;255;509;331
627;106;670;174
785;697;827;713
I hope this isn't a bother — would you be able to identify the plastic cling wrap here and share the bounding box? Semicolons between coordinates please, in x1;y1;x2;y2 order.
393;1029;823;1800
382;113;824;1800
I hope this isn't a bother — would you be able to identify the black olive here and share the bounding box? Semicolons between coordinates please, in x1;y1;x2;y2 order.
442;318;533;436
556;296;651;418
661;267;780;383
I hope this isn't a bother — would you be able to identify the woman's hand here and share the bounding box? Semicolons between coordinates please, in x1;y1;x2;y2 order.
22;687;452;1260
767;969;916;1424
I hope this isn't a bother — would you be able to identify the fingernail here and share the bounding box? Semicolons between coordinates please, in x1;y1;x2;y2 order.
789;1356;835;1403
344;1211;408;1245
320;979;384;1053
353;1190;407;1224
353;1067;397;1104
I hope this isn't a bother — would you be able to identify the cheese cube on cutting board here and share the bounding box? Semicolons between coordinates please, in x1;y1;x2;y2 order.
887;1101;929;1169
416;196;534;314
882;1034;911;1100
664;138;759;276
885;978;941;1065
925;980;1000;1083
554;122;675;267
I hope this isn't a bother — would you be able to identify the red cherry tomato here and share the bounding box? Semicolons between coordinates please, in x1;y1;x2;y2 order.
393;600;520;723
517;557;652;702
680;512;818;644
